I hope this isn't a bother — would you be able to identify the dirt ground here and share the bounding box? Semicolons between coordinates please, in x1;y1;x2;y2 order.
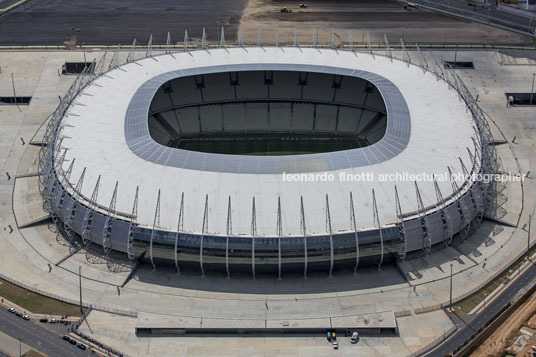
472;290;536;357
238;0;530;46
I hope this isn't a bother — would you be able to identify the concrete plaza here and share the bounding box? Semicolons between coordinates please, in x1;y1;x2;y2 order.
0;48;534;356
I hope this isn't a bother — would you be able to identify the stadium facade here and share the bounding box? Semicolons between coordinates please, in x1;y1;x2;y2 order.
39;41;496;277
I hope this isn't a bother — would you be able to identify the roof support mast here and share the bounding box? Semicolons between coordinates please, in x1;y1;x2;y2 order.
394;186;407;259
64;167;86;243
326;194;334;276
174;192;184;273
434;179;453;246
102;181;118;255
448;166;470;240
372;189;384;270
350;192;360;272
415;182;432;254
300;196;308;279
149;189;161;270
200;194;209;276
127;186;139;260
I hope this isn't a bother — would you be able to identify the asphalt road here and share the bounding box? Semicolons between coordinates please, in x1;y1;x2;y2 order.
0;0;247;45
424;260;536;356
0;0;21;10
0;308;91;357
412;0;535;35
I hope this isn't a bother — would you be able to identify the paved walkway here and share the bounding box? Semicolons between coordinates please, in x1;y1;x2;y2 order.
0;49;534;355
0;330;31;357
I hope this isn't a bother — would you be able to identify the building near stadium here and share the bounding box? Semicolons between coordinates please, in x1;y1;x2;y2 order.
39;41;495;278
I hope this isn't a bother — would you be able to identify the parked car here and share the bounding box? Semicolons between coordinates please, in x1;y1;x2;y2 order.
299;3;307;8
39;317;48;323
332;340;338;349
326;331;331;341
22;315;30;321
76;343;86;350
48;318;57;323
15;312;23;317
69;339;77;345
62;335;71;342
7;307;15;313
350;331;359;344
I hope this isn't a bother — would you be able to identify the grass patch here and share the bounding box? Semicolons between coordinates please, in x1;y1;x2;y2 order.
451;243;536;316
0;278;84;316
171;133;365;156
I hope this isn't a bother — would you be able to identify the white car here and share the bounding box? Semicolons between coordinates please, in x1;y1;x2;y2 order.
48;318;57;323
7;307;16;313
332;340;338;349
350;331;359;344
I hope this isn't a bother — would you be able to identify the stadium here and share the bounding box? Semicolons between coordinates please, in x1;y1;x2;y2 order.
38;44;495;278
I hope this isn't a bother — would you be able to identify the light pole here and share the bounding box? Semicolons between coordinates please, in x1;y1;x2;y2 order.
79;265;83;314
19;338;21;357
530;73;535;106
529;215;532;256
83;42;86;63
449;263;453;309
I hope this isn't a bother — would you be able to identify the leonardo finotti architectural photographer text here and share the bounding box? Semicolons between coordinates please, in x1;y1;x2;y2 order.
281;171;524;183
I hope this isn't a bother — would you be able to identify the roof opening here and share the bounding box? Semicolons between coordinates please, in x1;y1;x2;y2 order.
0;96;31;105
506;93;536;106
148;70;388;156
62;62;95;75
444;61;474;69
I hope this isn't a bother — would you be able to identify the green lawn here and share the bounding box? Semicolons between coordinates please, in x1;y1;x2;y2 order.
172;134;364;156
450;243;536;317
0;278;84;316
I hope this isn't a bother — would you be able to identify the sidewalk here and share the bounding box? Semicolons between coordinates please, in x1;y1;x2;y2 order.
0;330;40;357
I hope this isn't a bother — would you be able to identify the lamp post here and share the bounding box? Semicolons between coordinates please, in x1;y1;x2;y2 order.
529;215;532;256
449;263;453;309
530;73;535;106
79;265;83;314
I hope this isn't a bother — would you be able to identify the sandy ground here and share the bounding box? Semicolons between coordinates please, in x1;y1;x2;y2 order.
0;0;530;46
238;0;530;45
472;289;536;357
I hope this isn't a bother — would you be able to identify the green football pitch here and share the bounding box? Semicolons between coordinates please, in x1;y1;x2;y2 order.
171;134;364;156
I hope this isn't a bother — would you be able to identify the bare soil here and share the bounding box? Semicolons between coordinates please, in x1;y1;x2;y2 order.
238;0;530;45
472;290;536;357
